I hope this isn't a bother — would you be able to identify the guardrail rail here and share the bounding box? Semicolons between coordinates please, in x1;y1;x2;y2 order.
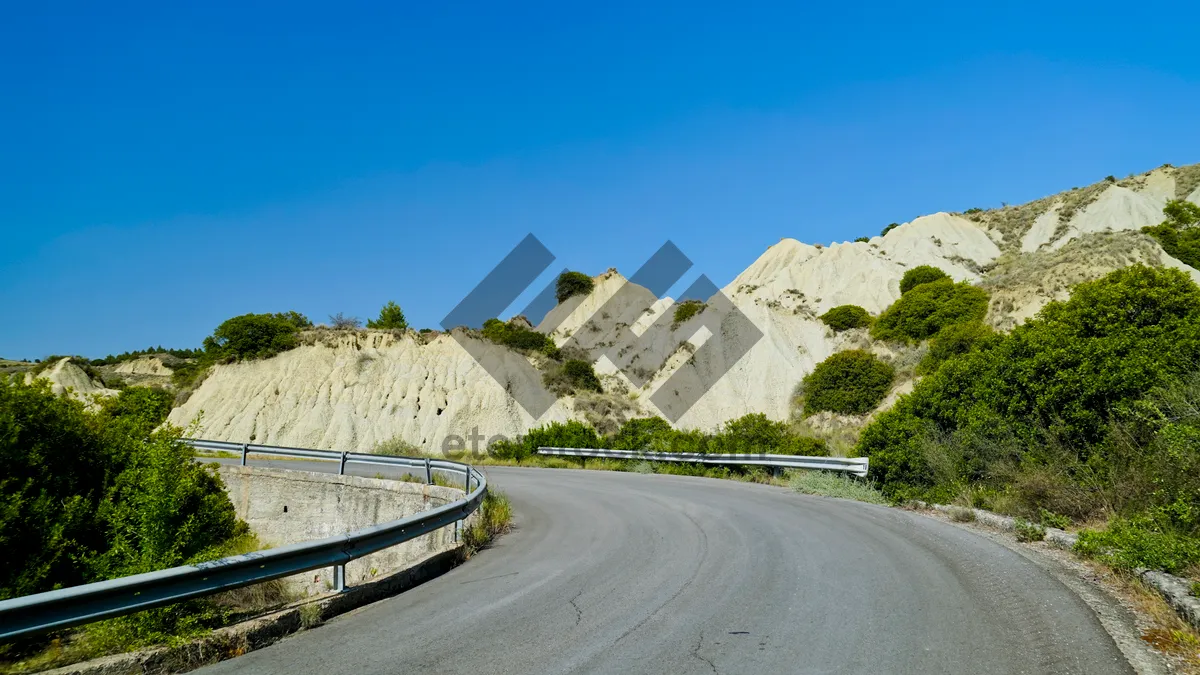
0;439;487;641
537;447;869;477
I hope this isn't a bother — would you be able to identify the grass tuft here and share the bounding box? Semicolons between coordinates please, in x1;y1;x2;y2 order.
789;471;888;504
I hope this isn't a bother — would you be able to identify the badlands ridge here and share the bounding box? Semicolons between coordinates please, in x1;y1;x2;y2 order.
31;164;1200;452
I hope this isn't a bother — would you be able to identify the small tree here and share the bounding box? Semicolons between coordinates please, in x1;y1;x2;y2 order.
1143;200;1200;269
367;301;408;330
329;313;362;330
899;265;949;294
203;313;301;361
880;222;900;237
556;271;594;304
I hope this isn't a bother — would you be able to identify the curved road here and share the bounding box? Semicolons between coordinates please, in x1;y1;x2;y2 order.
199;464;1133;674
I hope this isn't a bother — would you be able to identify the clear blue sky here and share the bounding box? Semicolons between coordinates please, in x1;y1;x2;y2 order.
2;1;1199;360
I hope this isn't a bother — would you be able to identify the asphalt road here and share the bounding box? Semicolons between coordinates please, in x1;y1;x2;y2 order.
197;459;1133;675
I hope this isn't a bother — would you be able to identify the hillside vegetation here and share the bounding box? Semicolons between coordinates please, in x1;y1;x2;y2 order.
0;378;249;657
859;264;1200;573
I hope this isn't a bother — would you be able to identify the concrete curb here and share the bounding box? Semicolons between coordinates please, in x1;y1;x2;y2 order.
41;548;464;675
915;501;1200;631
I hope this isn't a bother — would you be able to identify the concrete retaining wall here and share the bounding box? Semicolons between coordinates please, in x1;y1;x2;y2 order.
218;466;465;596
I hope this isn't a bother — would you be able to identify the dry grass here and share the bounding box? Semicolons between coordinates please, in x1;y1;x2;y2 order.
1103;570;1200;672
1175;164;1200;201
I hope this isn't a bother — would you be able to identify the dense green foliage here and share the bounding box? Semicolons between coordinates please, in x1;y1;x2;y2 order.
801;350;895;416
366;301;409;330
481;318;559;357
917;322;999;375
870;279;989;342
672;300;705;326
858;265;1200;572
555;271;595;304
561;360;602;392
880;222;900;237
819;305;872;332
1142;199;1200;270
490;413;827;461
854;236;870;243
90;347;203;367
0;378;244;643
899;265;950;294
489;420;603;461
202;312;310;362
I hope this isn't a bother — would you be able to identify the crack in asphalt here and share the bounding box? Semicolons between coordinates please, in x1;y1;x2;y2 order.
568;589;583;627
612;506;711;646
691;631;718;675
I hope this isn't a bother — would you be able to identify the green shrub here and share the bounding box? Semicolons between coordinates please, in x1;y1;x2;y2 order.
899;265;950;294
1013;519;1045;542
367;301;408;330
854;236;870;243
1142;199;1200;269
101;387;175;428
555;271;594;304
1039;509;1071;530
561;360;602;393
871;279;989;342
609;417;673;451
481;318;559;357
489;420;602;461
918;322;999;374
819;305;872;332
880;222;900;237
0;378;244;643
860;265;1200;512
1075;517;1200;574
801;350;894;416
672;300;705;326
202;313;306;362
711;413;828;456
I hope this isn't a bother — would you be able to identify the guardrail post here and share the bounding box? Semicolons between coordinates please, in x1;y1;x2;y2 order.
334;564;347;593
241;443;248;466
465;465;472;492
425;458;432;485
339;451;348;476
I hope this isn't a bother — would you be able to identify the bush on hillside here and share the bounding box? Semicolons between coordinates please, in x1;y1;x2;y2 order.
854;236;870;243
1142;199;1200;269
329;312;362;329
0;378;245;643
202;313;307;362
917;322;999;375
544;359;602;395
555;271;595;304
859;264;1200;508
819;305;872;332
880;223;900;237
672;300;705;326
899;265;950;294
801;350;895;416
870;279;988;342
481;318;559;357
366;301;409;330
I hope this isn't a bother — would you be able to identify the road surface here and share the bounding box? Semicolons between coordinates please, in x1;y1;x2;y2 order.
197;460;1133;674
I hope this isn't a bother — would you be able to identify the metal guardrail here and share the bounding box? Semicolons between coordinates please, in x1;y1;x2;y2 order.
0;439;487;641
537;447;869;477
